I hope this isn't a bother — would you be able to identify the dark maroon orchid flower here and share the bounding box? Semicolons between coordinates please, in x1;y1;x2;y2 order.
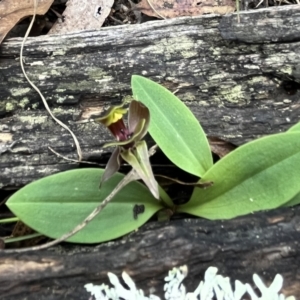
95;100;159;199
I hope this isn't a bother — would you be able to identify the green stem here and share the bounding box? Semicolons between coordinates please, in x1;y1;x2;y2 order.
0;217;19;224
4;233;42;244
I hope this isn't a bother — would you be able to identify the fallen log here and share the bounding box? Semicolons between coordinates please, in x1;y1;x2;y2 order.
1;5;300;188
1;6;300;300
0;206;299;299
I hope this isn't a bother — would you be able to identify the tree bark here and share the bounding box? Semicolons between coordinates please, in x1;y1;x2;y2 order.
1;206;300;299
1;5;300;188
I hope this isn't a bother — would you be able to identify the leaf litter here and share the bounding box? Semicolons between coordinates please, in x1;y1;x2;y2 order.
135;0;235;19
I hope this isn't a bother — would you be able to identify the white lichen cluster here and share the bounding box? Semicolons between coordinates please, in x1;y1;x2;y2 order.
84;266;296;300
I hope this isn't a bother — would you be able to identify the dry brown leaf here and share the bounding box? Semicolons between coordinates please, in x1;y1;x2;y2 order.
208;136;237;158
0;0;54;43
49;0;114;34
11;221;45;248
135;0;235;18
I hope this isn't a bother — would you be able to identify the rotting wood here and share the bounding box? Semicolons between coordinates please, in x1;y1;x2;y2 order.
219;5;300;43
0;206;300;299
0;5;300;188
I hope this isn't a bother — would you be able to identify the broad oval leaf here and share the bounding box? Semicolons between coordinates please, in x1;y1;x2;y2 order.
6;169;163;243
178;132;300;219
131;75;213;177
288;122;300;132
285;122;300;206
284;192;300;207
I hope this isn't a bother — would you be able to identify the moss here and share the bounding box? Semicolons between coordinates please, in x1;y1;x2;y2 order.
210;46;221;56
10;88;31;97
141;36;198;59
86;67;110;79
56;96;69;104
182;92;196;101
5;102;15;111
50;69;61;76
31;103;39;109
279;65;293;76
19;98;30;109
222;115;231;122
58;80;90;91
19;115;48;125
52;49;67;56
122;95;134;104
220;85;243;103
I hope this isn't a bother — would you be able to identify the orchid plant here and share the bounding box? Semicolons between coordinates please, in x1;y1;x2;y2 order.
95;100;159;199
3;75;300;245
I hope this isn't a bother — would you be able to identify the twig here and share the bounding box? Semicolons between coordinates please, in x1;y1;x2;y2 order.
48;147;105;166
20;0;82;161
255;0;264;7
146;0;166;19
236;0;240;23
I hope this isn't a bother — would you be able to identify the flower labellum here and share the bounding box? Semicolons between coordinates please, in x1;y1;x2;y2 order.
95;100;159;199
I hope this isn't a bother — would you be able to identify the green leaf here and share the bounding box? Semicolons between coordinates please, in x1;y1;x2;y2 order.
284;192;300;207
158;185;173;209
121;141;159;199
178;132;300;219
131;75;213;177
287;122;300;132
283;123;300;207
281;123;300;207
6;169;163;243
